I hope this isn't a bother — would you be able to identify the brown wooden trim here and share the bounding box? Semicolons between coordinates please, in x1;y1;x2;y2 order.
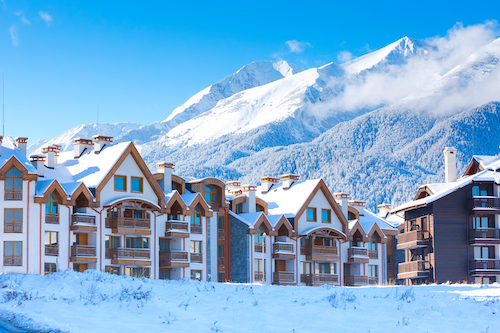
159;262;190;268
110;228;152;235
272;215;294;237
165;231;189;238
111;259;152;266
348;220;367;242
70;257;97;263
188;193;213;217
165;191;189;215
247;213;276;235
255;198;268;214
70;225;98;232
230;196;246;213
273;253;295;259
33;180;71;205
68;182;98;207
366;223;387;244
0;156;37;181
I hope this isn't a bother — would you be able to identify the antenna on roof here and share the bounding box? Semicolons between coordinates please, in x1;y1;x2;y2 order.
96;105;99;135
2;73;4;138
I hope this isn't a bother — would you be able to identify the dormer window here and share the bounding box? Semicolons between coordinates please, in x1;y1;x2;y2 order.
5;167;22;200
114;175;126;191
45;193;59;224
205;185;217;203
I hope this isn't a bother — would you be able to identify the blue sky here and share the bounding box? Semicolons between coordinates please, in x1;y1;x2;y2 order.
0;0;499;143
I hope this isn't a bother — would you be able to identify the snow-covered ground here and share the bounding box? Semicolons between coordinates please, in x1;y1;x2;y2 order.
0;271;499;333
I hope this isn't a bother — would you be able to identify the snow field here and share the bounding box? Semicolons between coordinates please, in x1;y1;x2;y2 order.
0;270;499;333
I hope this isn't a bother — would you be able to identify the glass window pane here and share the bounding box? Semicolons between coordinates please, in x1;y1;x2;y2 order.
143;238;149;249
13;168;21;177
14;178;22;190
131;178;142;192
14;242;22;255
5;209;13;223
14;209;22;222
5;178;13;190
4;242;13;255
115;176;125;190
6;169;13;176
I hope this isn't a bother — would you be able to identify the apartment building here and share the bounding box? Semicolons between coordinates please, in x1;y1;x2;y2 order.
393;147;500;284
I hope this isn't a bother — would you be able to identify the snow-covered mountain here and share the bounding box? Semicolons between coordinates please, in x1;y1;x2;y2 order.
30;33;500;209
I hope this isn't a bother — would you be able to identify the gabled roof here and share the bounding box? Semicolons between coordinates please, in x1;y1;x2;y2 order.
34;179;71;204
0;137;37;177
165;191;189;215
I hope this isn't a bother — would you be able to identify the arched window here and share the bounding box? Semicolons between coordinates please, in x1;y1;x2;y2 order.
45;193;59;224
5;167;22;200
204;185;217;203
254;225;266;243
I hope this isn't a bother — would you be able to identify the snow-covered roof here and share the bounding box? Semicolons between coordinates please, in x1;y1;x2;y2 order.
299;225;346;238
358;209;397;233
228;210;253;227
237;212;266;228
267;214;286;228
104;197;161;210
35;179;57;197
473;155;500;171
180;193;199;207
0;137;37;174
257;179;321;217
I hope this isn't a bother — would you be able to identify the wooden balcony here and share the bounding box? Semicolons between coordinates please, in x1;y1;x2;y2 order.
471;197;500;212
105;217;150;235
71;214;97;231
45;213;59;224
469;229;500;244
190;224;202;234
470;259;500;275
159;251;189;268
106;248;151;266
4;189;22;200
71;245;97;263
397;230;430;250
190;253;202;263
273;242;295;259
217;257;225;268
348;247;369;263
301;245;339;261
255;242;266;253
300;274;338;285
165;221;189;238
4;222;22;233
254;271;266;282
45;244;59;256
344;275;368;286
273;271;295;285
217;229;225;240
369;277;378;285
3;255;22;266
368;250;378;259
397;260;430;280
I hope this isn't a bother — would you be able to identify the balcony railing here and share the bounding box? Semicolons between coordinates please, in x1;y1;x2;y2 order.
217;257;225;268
105;217;150;229
254;271;266;281
369;277;378;285
398;230;428;244
217;229;225;240
470;259;500;270
71;245;96;257
4;189;22;200
469;229;500;241
471;197;500;209
190;224;202;234
159;251;188;262
166;221;189;232
300;274;338;284
368;250;378;259
273;271;294;283
301;245;338;256
398;260;430;274
3;255;22;266
344;275;368;285
255;242;266;253
45;213;59;224
348;247;368;257
45;244;59;256
106;248;150;260
273;243;294;253
190;253;202;263
72;214;96;225
4;222;22;233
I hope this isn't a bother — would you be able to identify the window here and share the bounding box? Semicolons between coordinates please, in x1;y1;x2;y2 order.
46;193;59;215
123;208;149;220
44;263;57;275
159;239;170;252
106;207;119;218
4;241;22;266
307;208;316;221
159;269;171;280
4;208;22;233
317;263;331;274
190;241;202;254
369;265;378;278
254;259;265;272
105;266;120;275
204;185;217;202
114;175;126;191
302;262;311;274
190;270;202;281
217;245;225;258
105;235;120;249
125;267;149;278
321;209;331;223
191;206;202;234
300;236;310;246
254;225;266;243
45;231;59;256
473;216;490;229
236;203;243;214
125;237;149;249
368;240;377;251
5;167;22;200
131;177;143;193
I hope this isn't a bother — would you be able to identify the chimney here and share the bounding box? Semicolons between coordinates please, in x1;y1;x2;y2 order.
15;137;28;155
73;138;93;159
279;174;300;190
377;204;392;218
241;185;257;213
156;162;175;192
333;193;349;220
92;135;113;154
41;146;57;169
30;154;46;177
0;136;3;156
260;177;279;194
349;200;366;216
226;181;242;195
443;147;457;183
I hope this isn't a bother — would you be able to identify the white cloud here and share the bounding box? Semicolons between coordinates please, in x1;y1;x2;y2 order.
39;10;52;25
337;50;353;63
14;10;30;25
9;24;18;46
285;40;311;53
